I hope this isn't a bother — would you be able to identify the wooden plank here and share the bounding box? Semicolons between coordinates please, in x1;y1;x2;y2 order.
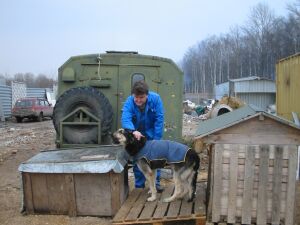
22;173;34;214
113;189;142;223
206;145;213;222
75;174;111;216
125;189;148;221
205;133;300;145
194;185;206;217
256;145;269;225
227;145;238;223
65;174;77;217
217;117;300;135
110;172;121;215
178;199;193;218
295;181;300;225
152;185;174;220
139;193;161;221
242;146;255;224
119;168;129;205
271;146;283;225
211;144;223;222
166;199;181;219
31;173;49;213
47;174;69;214
285;146;298;225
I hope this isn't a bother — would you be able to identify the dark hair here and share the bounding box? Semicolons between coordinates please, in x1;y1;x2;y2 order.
131;80;149;95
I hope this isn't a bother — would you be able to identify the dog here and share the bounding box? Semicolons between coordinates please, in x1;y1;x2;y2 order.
112;128;200;202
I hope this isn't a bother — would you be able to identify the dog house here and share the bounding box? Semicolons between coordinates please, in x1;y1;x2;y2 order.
194;105;300;225
19;146;129;216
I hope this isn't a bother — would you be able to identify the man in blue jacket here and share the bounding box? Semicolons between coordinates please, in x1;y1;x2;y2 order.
121;80;164;192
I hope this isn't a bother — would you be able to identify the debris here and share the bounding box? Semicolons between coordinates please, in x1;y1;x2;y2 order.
267;104;276;114
219;96;244;109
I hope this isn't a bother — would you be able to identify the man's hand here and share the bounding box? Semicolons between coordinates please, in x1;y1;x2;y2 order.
133;131;144;140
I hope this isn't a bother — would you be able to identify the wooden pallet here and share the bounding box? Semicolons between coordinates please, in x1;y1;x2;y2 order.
112;184;206;225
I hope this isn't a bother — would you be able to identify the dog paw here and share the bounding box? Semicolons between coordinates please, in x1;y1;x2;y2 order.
147;196;157;202
162;198;172;203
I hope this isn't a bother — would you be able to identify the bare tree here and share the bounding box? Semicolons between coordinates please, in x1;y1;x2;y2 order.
35;74;54;88
242;3;275;77
181;1;300;94
287;0;300;18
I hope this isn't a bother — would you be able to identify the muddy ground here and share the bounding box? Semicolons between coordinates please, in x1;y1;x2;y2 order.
0;117;202;225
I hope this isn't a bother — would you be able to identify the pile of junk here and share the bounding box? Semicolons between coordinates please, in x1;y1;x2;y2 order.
183;96;245;120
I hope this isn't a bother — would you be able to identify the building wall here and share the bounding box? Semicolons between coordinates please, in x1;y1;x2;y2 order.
215;78;276;110
236;92;275;110
215;82;229;100
276;53;300;121
234;80;275;93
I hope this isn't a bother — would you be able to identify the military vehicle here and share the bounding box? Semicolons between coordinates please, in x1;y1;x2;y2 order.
53;51;183;147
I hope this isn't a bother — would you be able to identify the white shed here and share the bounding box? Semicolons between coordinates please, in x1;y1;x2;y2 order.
215;76;276;110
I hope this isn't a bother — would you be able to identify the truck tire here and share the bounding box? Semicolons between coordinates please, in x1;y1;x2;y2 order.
53;87;113;144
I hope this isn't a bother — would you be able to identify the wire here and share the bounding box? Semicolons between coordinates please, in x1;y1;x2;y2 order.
97;54;102;81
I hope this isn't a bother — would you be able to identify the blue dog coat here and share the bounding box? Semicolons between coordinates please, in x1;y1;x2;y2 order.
133;140;189;165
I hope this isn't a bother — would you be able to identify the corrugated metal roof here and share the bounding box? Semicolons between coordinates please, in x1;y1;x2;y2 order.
195;105;258;138
278;52;300;62
229;76;273;82
195;104;300;138
18;145;129;174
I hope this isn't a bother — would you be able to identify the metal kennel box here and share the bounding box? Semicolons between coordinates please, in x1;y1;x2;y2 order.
19;146;129;216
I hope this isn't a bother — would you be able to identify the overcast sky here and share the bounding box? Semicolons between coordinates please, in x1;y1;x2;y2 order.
0;0;291;77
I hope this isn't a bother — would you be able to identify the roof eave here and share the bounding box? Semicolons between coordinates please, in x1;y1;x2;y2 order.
194;112;300;140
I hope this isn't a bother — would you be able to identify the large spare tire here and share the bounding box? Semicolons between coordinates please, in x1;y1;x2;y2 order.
53;87;113;144
210;104;233;118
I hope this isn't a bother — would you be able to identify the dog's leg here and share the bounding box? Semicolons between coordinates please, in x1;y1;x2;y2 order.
188;171;196;202
177;168;192;199
137;161;157;202
145;169;157;201
163;170;182;202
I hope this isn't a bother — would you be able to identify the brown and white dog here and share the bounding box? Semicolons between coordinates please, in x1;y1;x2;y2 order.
112;128;200;202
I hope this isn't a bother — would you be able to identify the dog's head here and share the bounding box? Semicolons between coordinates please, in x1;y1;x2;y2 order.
112;129;146;156
112;128;128;145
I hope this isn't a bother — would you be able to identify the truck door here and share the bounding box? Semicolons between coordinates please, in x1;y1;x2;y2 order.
117;66;160;129
81;64;119;132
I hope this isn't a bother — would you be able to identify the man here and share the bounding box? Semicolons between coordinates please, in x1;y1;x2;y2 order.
121;80;164;192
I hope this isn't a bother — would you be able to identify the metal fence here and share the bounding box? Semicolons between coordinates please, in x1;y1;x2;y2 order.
27;88;46;98
0;85;12;118
0;82;55;119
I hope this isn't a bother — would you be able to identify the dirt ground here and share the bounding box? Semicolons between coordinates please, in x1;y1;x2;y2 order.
0;117;202;225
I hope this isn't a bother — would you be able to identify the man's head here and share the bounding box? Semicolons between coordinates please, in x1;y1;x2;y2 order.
132;81;149;106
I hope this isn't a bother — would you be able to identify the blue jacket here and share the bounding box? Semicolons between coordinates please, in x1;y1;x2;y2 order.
121;91;164;140
134;140;189;164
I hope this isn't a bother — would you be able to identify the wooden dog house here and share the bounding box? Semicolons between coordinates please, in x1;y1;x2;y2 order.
194;105;300;225
19;146;129;216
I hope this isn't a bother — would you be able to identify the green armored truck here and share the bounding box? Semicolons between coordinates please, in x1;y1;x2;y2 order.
53;51;183;147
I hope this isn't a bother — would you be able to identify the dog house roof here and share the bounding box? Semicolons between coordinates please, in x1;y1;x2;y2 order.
194;104;300;139
18;145;128;174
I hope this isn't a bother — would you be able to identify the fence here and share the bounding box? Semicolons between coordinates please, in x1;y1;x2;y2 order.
0;85;12;118
0;82;55;119
209;144;298;225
